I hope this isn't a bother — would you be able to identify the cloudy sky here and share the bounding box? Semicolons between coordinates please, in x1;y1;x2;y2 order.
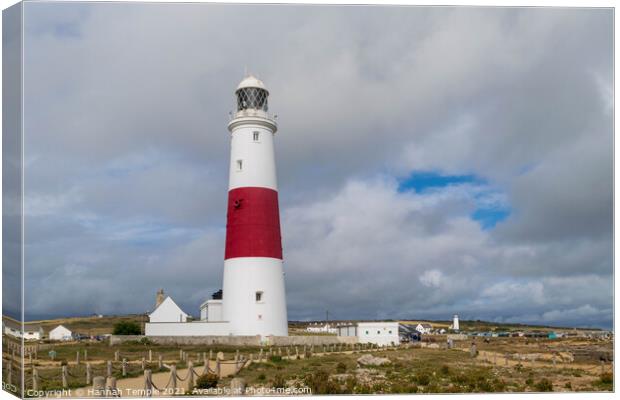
12;3;613;328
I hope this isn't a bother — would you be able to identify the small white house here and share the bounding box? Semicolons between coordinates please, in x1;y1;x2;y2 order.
358;322;400;346
3;318;44;340
200;299;223;322
49;325;73;341
415;323;433;335
306;323;338;334
148;297;188;323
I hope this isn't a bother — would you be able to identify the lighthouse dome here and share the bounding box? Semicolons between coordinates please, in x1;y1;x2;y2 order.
235;75;269;112
236;75;268;92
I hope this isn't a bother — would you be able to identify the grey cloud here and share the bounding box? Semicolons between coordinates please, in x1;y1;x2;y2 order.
18;4;612;328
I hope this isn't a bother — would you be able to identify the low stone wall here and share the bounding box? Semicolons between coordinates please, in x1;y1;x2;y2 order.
268;336;358;346
446;334;469;341
109;335;261;346
109;334;358;346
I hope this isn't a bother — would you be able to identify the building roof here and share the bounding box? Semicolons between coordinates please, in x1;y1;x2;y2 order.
50;324;71;332
149;296;188;317
2;316;43;332
236;75;268;92
418;323;433;329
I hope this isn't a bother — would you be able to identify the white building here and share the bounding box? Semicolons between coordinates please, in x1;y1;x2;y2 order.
200;299;222;322
148;297;188;323
306;323;338;334
357;322;400;346
415;323;433;334
450;314;460;331
2;318;43;340
49;325;73;341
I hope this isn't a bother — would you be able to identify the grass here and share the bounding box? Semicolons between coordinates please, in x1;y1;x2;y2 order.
231;344;612;394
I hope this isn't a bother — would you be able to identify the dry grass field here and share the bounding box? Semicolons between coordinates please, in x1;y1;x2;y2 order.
3;336;612;396
228;340;613;394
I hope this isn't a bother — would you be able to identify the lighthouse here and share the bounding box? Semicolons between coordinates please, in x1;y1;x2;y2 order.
221;75;289;336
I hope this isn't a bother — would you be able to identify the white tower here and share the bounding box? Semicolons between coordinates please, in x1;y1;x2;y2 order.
221;75;288;336
452;314;460;331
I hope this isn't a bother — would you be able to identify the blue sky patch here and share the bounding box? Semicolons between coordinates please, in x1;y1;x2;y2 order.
398;171;510;229
398;171;485;193
471;208;511;229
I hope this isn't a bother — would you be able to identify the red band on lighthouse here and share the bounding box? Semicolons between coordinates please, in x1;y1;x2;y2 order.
225;187;283;260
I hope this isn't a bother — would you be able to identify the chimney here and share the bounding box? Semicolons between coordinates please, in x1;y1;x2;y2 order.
156;289;165;307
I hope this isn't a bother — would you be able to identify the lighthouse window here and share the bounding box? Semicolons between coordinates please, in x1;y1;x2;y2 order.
255;291;263;302
236;159;243;171
253;131;260;141
236;87;269;111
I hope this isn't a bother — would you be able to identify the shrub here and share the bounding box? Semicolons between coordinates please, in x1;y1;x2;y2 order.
269;355;283;363
305;370;341;394
195;373;219;389
440;365;450;375
599;372;613;385
112;321;141;335
139;337;152;345
535;378;553;392
564;382;572;389
257;373;266;381
415;373;430;386
336;362;347;373
272;374;286;389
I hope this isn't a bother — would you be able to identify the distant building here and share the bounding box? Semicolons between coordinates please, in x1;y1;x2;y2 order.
306;323;337;334
49;325;73;341
336;324;358;337
415;323;433;334
2;317;44;340
148;296;188;323
450;314;460;331
358;322;400;346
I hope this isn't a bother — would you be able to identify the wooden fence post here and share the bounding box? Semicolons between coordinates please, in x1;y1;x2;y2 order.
158;354;163;370
76;351;80;365
92;376;106;396
107;360;112;377
144;370;152;397
187;361;194;391
106;376;117;396
170;365;177;391
209;349;213;360
149;349;152;362
84;349;88;361
86;363;92;385
32;368;39;392
62;365;68;388
122;358;127;377
142;357;146;370
114;351;119;362
216;359;221;377
7;359;12;386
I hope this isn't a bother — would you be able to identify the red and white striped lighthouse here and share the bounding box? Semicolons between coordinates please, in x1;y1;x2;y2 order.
221;75;288;336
